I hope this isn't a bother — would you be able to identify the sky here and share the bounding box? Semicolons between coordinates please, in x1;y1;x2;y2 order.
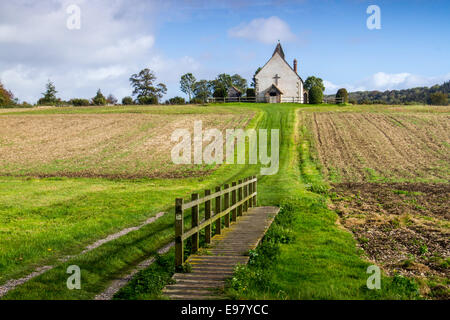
0;0;449;103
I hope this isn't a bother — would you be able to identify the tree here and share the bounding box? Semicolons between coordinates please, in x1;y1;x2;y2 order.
38;80;58;105
129;68;167;103
429;92;448;105
336;88;348;104
309;86;323;104
0;81;15;107
122;96;134;105
304;76;325;92
106;94;118;105
193;80;212;102
180;73;196;101
246;88;256;98
231;74;248;93
91;89;107;106
251;67;262;88
213;74;232;92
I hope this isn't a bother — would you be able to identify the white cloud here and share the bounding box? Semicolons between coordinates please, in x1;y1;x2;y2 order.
0;0;201;102
324;72;450;94
228;16;296;44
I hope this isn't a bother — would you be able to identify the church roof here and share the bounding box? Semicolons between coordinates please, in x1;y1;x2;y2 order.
272;42;285;60
255;42;304;84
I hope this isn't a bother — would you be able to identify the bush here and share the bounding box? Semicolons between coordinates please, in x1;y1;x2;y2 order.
167;96;186;105
429;92;448;105
309;86;323;104
69;98;90;107
138;95;158;105
336;88;348;104
246;88;256;98
122;96;134;105
190;97;205;104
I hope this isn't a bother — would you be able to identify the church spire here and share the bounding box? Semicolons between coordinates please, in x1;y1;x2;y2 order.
272;41;285;60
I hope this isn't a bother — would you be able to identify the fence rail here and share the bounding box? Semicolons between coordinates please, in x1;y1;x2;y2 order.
207;97;256;103
323;97;345;104
175;176;257;267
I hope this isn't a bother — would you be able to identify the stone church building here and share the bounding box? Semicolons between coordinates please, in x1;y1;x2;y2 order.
254;43;307;103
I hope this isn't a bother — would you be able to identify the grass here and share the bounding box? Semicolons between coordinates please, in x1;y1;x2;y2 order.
0;103;441;300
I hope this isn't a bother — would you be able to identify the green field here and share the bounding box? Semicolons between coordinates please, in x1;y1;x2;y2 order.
0;103;448;300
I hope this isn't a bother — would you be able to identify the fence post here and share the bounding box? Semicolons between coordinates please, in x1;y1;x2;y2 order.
248;177;253;208
238;180;243;216
205;189;211;244
175;198;184;268
191;193;199;253
224;184;230;228
243;178;248;213
253;176;257;207
247;177;252;209
215;186;222;235
231;181;237;222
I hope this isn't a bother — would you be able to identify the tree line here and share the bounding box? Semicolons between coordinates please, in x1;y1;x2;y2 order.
326;81;450;105
0;66;448;107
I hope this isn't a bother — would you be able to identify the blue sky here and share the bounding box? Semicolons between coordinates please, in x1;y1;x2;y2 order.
0;0;449;102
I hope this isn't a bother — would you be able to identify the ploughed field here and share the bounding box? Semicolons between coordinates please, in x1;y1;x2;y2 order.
304;106;450;299
0;110;253;179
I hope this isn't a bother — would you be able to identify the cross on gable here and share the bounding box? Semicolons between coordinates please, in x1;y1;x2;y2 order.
273;74;280;85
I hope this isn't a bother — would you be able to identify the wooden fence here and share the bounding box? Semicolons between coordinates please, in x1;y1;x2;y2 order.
175;176;257;267
207;97;257;103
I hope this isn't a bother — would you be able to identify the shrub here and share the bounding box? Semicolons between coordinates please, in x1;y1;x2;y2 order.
122;96;134;105
429;92;448;105
336;88;348;104
167;96;186;105
20;101;33;108
69;98;90;107
190;97;205;104
309;86;323;104
246;88;256;98
138;95;158;105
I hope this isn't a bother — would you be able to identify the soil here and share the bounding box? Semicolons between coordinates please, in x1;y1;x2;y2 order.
330;182;449;298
